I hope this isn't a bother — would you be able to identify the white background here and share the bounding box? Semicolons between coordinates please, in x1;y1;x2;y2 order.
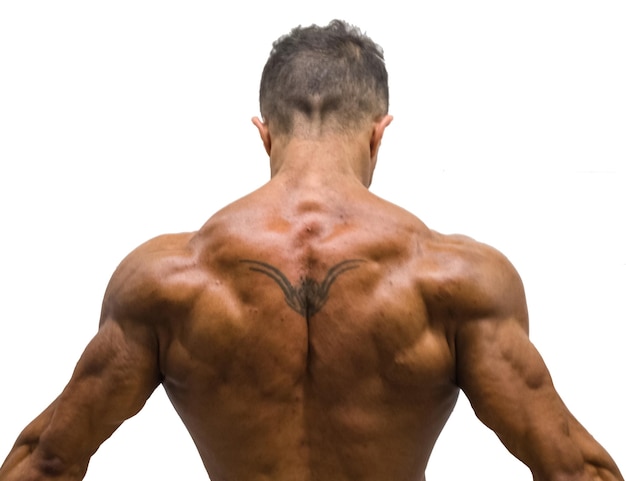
0;2;624;480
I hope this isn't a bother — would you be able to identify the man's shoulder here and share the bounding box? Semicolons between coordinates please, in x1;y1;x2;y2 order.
419;231;527;324
100;232;202;323
424;231;515;274
116;232;198;279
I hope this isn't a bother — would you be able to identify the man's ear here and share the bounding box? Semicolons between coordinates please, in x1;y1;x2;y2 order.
365;114;393;187
370;114;393;159
252;117;271;156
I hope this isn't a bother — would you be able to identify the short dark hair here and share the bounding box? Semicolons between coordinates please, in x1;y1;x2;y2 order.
259;20;389;136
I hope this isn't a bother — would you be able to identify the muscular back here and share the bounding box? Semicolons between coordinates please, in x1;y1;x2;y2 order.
141;182;460;481
2;175;621;481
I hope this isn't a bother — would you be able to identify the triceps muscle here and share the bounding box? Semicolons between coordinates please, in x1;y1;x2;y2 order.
457;318;555;427
33;318;160;473
456;317;622;480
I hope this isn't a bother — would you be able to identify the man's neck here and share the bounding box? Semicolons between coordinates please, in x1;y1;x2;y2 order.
268;134;374;188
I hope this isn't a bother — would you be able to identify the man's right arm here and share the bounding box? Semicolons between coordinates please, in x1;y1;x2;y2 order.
448;240;623;481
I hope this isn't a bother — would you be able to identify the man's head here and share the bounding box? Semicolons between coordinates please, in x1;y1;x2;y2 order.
258;20;389;138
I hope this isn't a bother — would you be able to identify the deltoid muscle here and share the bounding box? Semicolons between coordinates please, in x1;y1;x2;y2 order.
240;259;365;318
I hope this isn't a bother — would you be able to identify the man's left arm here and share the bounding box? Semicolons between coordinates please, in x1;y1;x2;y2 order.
0;246;164;481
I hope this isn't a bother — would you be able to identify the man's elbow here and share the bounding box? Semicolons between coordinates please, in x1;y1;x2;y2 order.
583;459;624;481
0;443;87;481
31;441;88;481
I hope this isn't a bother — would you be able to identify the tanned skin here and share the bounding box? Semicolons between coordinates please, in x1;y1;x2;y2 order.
0;113;622;481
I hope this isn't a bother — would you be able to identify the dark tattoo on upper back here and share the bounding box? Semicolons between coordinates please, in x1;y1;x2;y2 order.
240;259;365;318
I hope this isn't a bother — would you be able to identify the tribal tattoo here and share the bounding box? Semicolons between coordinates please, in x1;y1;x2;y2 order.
240;259;365;318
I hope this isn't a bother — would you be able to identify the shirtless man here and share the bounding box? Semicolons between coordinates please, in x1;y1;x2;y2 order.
0;19;622;481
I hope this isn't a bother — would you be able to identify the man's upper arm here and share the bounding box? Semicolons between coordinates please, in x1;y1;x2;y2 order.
39;313;161;467
0;244;165;480
453;242;622;481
